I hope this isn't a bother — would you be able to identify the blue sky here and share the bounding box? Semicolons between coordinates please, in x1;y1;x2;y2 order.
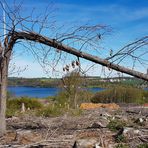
1;0;148;78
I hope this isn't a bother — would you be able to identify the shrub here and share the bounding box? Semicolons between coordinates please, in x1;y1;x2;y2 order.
6;97;43;117
107;119;126;132
91;86;148;104
59;71;93;108
7;97;43;109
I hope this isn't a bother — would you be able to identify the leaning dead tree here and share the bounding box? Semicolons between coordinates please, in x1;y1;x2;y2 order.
0;1;148;135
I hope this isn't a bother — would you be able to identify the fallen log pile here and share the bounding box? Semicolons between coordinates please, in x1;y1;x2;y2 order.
0;105;147;148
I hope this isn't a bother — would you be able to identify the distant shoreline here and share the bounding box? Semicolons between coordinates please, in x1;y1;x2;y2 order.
8;77;148;89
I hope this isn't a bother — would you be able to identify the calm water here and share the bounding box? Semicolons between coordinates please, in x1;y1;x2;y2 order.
8;86;105;98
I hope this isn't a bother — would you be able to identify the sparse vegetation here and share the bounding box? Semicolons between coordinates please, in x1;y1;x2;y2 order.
36;103;83;117
115;135;126;143
115;144;129;148
137;143;148;148
36;104;63;117
107;119;126;132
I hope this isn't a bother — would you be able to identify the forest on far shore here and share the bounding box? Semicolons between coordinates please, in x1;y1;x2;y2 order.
8;76;145;88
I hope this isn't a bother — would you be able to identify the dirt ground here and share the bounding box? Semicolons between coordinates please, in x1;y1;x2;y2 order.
0;105;148;148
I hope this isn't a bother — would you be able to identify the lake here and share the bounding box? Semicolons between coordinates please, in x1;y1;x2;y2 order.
8;86;105;98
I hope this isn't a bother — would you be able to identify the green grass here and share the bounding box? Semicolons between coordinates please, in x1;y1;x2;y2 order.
91;86;148;104
6;97;43;117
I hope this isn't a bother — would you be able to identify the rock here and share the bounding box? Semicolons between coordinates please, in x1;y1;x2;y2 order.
139;118;144;123
95;143;102;148
88;122;104;129
123;127;133;134
134;117;146;125
73;138;98;148
123;127;142;138
133;129;141;134
88;120;108;129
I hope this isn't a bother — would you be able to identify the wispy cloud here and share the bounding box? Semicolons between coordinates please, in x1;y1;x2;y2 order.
57;2;148;24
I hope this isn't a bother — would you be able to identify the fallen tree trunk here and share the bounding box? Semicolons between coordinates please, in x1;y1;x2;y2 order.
14;31;148;81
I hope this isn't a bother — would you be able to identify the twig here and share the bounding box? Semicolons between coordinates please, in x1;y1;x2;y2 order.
129;135;148;140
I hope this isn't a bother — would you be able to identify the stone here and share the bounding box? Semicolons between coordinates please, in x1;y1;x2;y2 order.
73;138;98;148
95;143;102;148
88;120;108;129
134;117;145;125
123;127;133;134
123;127;142;138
